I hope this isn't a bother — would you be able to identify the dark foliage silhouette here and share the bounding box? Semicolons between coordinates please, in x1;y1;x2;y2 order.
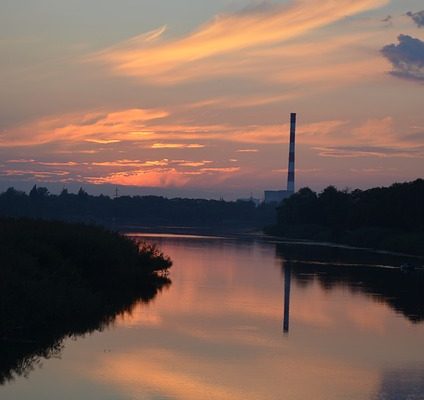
0;218;172;383
267;179;424;255
0;185;276;229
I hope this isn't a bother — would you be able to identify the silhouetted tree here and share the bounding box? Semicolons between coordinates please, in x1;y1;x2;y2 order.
77;187;88;198
270;179;424;254
0;186;277;228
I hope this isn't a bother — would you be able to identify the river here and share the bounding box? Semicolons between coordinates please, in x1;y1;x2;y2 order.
2;233;424;399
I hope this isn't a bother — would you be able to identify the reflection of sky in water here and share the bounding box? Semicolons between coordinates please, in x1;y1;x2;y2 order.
2;235;424;400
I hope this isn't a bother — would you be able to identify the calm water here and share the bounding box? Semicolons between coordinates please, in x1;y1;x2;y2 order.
2;234;424;400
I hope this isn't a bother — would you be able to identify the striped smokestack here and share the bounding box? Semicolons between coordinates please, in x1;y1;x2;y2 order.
287;113;296;193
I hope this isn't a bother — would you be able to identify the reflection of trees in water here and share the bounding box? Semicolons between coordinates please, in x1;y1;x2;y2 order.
0;219;172;384
0;279;171;385
276;243;424;323
375;367;424;400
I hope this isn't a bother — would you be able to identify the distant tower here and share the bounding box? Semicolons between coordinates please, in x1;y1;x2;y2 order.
287;113;296;193
264;113;297;203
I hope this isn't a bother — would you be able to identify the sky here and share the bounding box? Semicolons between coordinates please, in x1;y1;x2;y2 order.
0;0;423;199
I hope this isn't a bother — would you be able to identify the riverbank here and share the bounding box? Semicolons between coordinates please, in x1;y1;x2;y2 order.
264;224;424;257
0;218;172;383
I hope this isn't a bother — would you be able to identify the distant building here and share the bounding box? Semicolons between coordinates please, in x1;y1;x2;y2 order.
264;190;292;204
264;113;297;204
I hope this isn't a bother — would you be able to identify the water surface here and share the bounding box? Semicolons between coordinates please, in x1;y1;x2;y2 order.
2;234;424;400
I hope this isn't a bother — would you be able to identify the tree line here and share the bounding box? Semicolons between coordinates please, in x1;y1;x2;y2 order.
0;186;276;228
268;179;424;255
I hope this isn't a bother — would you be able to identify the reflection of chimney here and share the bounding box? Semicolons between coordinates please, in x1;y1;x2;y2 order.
287;113;296;193
283;264;291;334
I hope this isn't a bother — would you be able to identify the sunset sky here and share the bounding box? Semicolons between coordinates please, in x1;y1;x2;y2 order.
1;0;423;199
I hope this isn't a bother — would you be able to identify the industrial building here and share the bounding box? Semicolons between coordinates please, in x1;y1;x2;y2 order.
264;113;297;204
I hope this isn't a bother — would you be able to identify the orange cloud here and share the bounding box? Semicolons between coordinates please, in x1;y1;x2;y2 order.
236;149;258;153
0;108;168;147
200;167;240;173
184;93;301;110
91;159;169;168
85;161;241;188
86;168;189;187
178;161;212;167
85;139;121;144
1;109;414;152
92;0;388;84
151;143;205;149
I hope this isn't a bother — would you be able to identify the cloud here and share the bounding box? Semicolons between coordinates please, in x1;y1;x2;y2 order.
229;120;348;144
406;10;424;28
1;155;241;189
86;168;191;187
92;0;388;84
2;107;422;191
91;159;170;168
177;161;212;167
381;35;424;81
0;108;168;147
314;117;424;158
0;104;352;149
151;143;205;149
200;167;240;173
315;145;424;158
85;163;241;188
6;159;80;167
85;139;121;144
236;149;259;153
0;169;71;181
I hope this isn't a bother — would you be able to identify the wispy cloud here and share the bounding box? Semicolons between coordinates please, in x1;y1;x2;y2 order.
91;0;388;84
2;108;422;191
151;143;205;149
315;146;424;158
1;156;241;189
236;149;259;153
91;159;170;168
0;108;168;147
0;106;351;148
85;139;121;144
314;117;424;158
177;161;212;167
85;164;241;188
6;159;80;167
0;169;71;181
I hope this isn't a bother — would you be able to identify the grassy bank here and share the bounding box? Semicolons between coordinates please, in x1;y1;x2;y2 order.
0;218;172;382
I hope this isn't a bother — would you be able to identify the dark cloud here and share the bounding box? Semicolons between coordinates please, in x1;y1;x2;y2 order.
406;10;424;27
381;15;393;28
381;34;424;81
402;131;424;143
316;145;424;159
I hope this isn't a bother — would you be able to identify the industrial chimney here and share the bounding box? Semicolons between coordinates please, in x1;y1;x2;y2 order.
264;113;297;203
287;113;296;193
